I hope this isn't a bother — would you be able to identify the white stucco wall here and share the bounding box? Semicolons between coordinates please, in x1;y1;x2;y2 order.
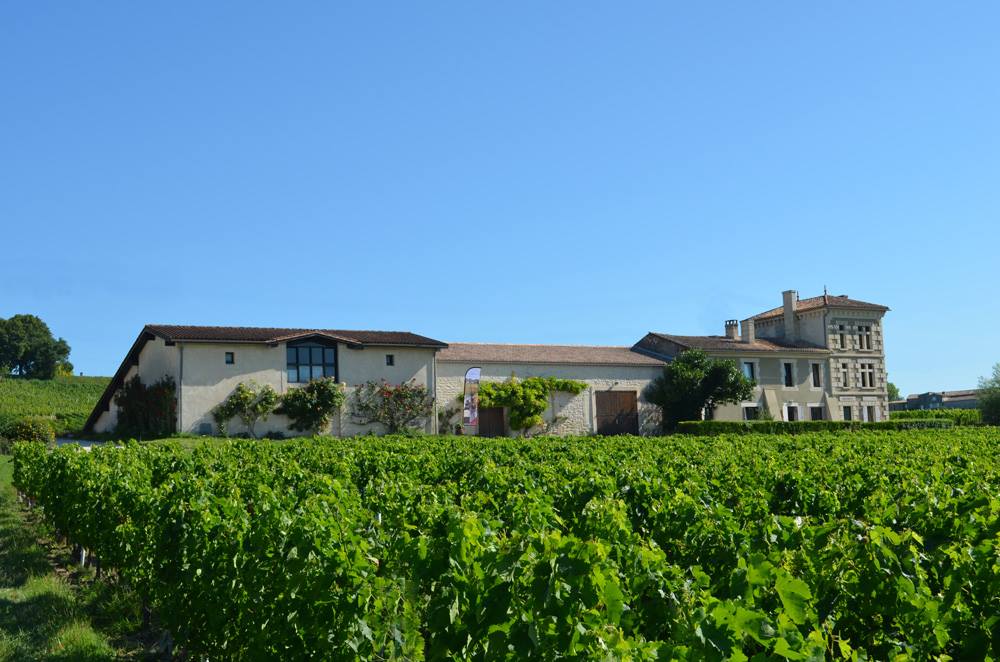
436;361;663;436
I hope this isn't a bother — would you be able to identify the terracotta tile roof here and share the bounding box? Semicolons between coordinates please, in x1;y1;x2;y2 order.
642;333;829;354
437;343;666;366
942;389;979;399
752;294;889;321
145;324;447;348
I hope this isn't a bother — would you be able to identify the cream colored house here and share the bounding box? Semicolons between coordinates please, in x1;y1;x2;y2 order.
85;325;447;436
85;290;889;437
633;290;891;422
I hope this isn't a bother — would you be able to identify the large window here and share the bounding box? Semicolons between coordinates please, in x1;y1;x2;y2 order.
287;344;336;383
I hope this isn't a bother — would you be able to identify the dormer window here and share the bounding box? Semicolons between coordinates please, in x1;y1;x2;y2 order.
287;343;336;383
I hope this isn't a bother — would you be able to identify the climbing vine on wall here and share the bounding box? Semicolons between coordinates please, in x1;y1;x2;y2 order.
477;376;587;433
114;375;176;439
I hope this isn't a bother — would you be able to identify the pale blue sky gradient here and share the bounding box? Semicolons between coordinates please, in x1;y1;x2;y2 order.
2;3;998;394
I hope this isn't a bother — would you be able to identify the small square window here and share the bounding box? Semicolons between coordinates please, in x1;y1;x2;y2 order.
225;352;235;365
385;354;395;366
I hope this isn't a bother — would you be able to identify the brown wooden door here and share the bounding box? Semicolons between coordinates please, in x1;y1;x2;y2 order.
595;391;639;435
478;407;505;437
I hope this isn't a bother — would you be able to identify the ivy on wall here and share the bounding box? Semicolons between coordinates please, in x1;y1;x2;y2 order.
477;376;587;433
114;375;176;439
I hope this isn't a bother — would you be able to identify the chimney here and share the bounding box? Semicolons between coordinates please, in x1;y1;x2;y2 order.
782;290;798;341
724;319;739;340
740;318;755;343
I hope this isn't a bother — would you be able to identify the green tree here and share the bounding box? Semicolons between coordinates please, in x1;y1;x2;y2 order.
0;315;72;379
887;382;901;401
978;363;1000;425
644;349;755;431
213;380;280;438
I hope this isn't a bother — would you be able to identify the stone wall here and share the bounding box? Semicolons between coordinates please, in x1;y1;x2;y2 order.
436;361;664;436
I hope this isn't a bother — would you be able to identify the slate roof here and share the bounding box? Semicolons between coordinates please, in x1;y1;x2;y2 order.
437;343;666;366
752;294;889;321
145;324;447;348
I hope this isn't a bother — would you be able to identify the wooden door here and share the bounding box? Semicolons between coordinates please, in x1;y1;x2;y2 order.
595;391;639;435
478;407;506;437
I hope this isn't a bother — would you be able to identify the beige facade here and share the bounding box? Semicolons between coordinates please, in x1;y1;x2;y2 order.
636;290;890;423
88;326;443;436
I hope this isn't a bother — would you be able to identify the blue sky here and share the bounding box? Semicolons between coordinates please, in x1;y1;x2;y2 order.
2;3;998;394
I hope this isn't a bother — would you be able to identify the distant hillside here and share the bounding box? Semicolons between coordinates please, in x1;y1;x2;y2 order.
0;376;110;434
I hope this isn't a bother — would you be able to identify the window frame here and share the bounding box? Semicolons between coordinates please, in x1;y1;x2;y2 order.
286;341;338;384
858;325;873;351
782;361;796;389
385;354;395;367
810;362;823;389
784;403;800;422
860;362;876;388
224;351;235;365
809;404;825;421
741;359;759;383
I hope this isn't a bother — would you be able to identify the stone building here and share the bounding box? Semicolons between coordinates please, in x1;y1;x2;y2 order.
633;291;891;422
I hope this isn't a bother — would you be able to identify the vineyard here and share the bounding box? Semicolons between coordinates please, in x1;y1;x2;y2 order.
12;429;1000;660
0;375;110;434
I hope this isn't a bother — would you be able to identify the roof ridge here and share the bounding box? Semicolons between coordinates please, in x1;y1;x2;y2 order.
446;341;635;349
